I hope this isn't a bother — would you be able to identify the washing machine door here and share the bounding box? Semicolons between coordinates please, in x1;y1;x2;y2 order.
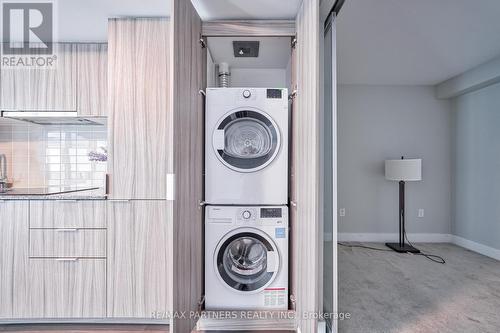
213;109;281;172
215;228;280;292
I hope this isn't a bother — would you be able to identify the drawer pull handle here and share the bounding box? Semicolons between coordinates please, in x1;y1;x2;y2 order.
56;228;79;232
56;258;79;262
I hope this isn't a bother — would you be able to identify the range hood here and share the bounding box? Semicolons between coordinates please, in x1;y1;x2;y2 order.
1;111;104;126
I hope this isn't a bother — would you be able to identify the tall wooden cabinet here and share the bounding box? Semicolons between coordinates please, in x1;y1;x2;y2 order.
107;18;173;320
107;18;172;200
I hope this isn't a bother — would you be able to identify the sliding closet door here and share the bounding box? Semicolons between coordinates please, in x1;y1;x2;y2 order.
323;13;338;333
293;0;321;332
171;0;206;332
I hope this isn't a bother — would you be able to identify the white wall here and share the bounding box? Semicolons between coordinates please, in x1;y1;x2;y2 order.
452;82;500;250
338;85;452;236
229;68;287;88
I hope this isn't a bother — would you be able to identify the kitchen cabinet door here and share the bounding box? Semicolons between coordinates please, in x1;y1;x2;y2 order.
27;258;106;318
30;200;106;228
107;18;172;199
0;62;31;111
107;200;172;318
0;201;29;319
0;43;77;111
29;229;106;258
77;43;108;117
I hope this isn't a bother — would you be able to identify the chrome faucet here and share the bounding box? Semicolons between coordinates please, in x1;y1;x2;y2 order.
0;154;7;192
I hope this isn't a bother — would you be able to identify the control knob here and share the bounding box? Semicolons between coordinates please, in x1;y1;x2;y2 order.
242;210;252;219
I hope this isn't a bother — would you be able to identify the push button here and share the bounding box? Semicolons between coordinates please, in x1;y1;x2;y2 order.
242;210;252;219
242;89;251;98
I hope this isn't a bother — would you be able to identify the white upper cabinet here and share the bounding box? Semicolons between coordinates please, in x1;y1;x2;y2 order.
77;43;108;117
0;43;77;111
1;43;108;115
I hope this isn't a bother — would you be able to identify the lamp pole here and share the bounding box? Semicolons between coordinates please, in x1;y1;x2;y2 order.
385;156;420;253
399;179;404;248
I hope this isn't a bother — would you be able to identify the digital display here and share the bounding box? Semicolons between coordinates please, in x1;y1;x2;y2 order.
267;89;282;99
260;208;282;218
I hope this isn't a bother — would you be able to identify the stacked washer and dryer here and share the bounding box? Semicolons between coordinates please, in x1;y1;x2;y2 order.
205;87;289;310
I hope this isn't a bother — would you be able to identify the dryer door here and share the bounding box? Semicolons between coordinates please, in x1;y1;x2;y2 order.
213;109;281;173
215;229;280;292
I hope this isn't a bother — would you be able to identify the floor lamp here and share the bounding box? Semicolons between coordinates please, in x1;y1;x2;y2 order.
385;157;422;253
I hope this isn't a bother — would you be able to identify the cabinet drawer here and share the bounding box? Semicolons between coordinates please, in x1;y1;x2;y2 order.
27;258;106;318
30;201;106;228
29;229;106;258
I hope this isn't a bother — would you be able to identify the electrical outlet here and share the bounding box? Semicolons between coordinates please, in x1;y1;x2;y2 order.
339;208;346;217
418;209;424;218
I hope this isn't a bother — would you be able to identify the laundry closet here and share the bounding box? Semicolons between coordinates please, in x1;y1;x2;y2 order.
203;34;292;313
168;1;337;333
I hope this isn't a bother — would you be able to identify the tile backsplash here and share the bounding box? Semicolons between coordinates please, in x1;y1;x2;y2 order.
0;118;107;189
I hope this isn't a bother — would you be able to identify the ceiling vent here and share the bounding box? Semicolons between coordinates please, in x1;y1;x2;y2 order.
233;41;259;57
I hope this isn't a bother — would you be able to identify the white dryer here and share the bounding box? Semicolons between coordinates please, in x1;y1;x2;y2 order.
205;205;288;310
205;88;288;205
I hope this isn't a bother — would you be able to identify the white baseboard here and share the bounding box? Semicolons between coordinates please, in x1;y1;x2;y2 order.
338;233;452;243
337;232;500;261
452;235;500;261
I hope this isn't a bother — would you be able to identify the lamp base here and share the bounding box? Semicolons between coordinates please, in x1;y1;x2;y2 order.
385;242;420;253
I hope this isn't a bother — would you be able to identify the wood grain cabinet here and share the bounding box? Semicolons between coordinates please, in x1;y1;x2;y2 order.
107;18;172;200
0;201;29;319
27;258;106;318
29;229;106;258
21;200;107;319
107;200;171;318
0;43;77;111
30;200;106;228
77;43;108;117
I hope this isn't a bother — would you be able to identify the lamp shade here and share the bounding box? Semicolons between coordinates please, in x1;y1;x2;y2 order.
385;159;422;181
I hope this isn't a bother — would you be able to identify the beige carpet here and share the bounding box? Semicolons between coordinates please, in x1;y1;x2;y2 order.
338;243;500;333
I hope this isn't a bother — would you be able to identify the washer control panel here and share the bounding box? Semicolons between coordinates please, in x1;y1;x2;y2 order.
235;206;288;227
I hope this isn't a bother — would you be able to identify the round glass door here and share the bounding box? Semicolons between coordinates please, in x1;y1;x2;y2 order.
215;231;279;292
213;110;281;172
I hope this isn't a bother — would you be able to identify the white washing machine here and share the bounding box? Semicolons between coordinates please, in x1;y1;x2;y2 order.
205;88;288;205
205;205;288;310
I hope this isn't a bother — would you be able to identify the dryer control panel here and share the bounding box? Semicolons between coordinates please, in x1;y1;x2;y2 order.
235;206;288;226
